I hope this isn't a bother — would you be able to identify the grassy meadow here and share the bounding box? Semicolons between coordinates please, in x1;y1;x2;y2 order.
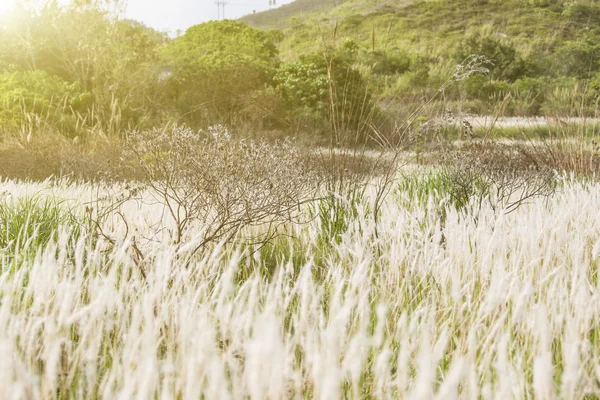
1;0;600;398
1;173;600;398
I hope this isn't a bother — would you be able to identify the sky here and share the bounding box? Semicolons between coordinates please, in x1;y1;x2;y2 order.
0;0;295;34
125;0;295;34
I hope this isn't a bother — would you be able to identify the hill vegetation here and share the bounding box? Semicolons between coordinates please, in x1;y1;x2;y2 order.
3;3;600;396
0;0;599;151
244;0;600;116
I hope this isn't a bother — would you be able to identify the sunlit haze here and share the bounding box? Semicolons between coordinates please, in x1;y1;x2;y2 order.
0;0;295;33
126;0;295;33
0;1;13;18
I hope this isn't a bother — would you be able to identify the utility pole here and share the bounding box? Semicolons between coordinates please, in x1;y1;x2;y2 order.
215;0;227;20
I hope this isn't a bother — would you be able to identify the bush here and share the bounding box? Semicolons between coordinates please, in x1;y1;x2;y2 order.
0;70;90;138
100;125;320;257
562;2;600;23
540;77;599;116
344;14;365;27
406;55;430;86
551;39;600;78
0;139;143;182
161;21;280;127
455;37;530;82
461;74;510;100
274;59;330;124
528;0;550;7
440;142;557;213
275;50;377;139
507;77;545;115
365;51;411;75
590;72;600;95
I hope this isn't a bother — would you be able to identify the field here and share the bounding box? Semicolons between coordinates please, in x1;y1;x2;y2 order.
1;168;600;398
2;1;600;398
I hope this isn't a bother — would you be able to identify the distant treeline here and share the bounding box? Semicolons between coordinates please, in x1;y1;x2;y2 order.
1;0;599;140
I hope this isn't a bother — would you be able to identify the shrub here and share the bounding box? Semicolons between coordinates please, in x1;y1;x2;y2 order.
160;21;280;127
94;125;320;260
274;59;330;125
528;0;550;6
455;37;529;82
0;139;143;182
405;55;431;86
562;2;600;23
344;14;365;27
275;50;377;140
590;72;600;94
365;51;411;76
461;74;510;100
440;142;557;213
0;70;89;138
551;39;600;78
506;77;545;115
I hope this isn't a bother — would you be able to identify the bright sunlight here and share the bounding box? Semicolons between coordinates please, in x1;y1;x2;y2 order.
2;0;600;398
0;1;14;18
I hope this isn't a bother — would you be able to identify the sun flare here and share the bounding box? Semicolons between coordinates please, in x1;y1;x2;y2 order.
0;1;14;20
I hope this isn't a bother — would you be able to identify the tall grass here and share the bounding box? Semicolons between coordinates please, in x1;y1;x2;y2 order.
0;194;82;260
1;177;600;398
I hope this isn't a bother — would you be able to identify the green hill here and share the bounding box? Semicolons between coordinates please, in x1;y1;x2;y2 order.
241;0;600;116
242;0;599;59
241;0;339;29
1;0;599;146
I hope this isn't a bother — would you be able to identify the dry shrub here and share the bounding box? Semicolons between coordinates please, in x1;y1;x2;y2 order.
94;125;321;266
527;140;600;178
0;139;143;182
308;150;396;193
441;141;557;213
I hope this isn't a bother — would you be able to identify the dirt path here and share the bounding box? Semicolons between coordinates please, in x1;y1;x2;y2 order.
462;116;600;129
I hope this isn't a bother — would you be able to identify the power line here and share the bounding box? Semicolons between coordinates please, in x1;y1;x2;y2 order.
226;1;268;5
215;0;283;19
215;0;227;19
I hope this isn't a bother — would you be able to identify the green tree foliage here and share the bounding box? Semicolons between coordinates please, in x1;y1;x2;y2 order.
0;69;89;137
3;0;600;140
551;37;600;78
274;58;329;124
160;20;280;126
455;37;530;82
275;45;376;136
0;1;166;136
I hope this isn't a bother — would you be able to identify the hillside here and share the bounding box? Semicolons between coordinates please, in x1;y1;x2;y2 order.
242;0;600;117
1;0;599;149
240;0;339;29
242;0;599;59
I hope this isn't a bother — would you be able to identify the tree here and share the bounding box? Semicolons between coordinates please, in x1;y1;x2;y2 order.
455;37;530;82
0;69;89;137
160;20;280;127
274;46;376;141
0;1;167;136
